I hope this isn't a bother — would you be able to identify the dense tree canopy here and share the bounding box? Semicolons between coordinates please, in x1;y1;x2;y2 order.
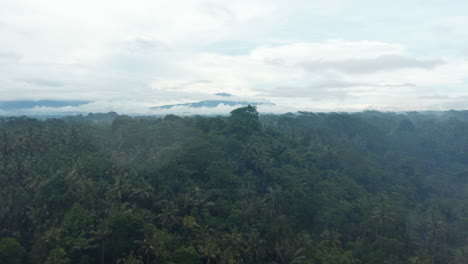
1;107;468;264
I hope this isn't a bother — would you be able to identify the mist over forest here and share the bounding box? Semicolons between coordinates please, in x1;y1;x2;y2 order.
3;0;468;263
1;106;468;264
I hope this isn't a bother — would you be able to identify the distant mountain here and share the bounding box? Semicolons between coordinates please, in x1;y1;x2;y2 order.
152;99;273;109
0;100;89;110
214;92;232;97
0;94;276;116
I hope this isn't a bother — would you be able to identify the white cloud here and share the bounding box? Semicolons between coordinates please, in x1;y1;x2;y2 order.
0;51;22;63
1;0;468;113
3;100;294;116
251;40;406;63
299;55;443;74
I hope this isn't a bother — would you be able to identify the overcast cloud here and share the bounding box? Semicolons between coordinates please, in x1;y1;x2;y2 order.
1;0;468;113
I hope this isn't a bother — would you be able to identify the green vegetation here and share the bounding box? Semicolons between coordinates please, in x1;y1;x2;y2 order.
1;107;468;263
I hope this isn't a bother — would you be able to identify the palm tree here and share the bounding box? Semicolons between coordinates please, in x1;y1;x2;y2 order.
371;193;396;237
116;251;144;264
65;168;100;210
0;129;10;171
219;229;245;263
320;228;342;248
274;245;306;264
198;241;219;264
452;246;468;264
90;224;110;264
43;227;63;245
109;173;131;202
156;202;181;230
136;232;164;264
274;233;311;264
245;229;266;263
196;228;220;264
263;186;282;220
410;250;433;264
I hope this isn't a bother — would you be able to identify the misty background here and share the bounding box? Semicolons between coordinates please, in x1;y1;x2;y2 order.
1;0;468;115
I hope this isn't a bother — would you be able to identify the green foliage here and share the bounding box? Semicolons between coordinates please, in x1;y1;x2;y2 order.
106;212;145;260
45;247;70;264
63;203;92;238
227;105;261;137
0;238;26;264
117;252;144;264
172;247;201;264
1;109;468;264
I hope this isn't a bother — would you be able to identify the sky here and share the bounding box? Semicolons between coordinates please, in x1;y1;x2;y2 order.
1;0;468;114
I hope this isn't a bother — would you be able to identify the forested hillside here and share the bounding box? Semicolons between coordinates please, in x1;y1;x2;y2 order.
1;106;468;264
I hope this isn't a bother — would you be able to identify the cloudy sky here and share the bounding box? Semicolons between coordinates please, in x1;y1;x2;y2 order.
1;0;468;113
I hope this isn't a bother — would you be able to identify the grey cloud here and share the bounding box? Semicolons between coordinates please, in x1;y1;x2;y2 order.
169;79;213;89
265;58;287;67
258;85;351;100
309;81;415;89
459;46;468;57
307;81;366;89
429;96;468;110
420;94;452;100
193;80;212;84
124;38;169;54
383;83;416;87
200;40;258;55
105;39;174;76
133;38;159;50
432;25;454;35
298;55;444;74
257;81;416;100
20;78;65;87
201;2;235;22
0;52;23;62
153;80;213;90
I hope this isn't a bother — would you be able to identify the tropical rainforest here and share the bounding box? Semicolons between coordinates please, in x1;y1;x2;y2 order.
1;106;468;264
